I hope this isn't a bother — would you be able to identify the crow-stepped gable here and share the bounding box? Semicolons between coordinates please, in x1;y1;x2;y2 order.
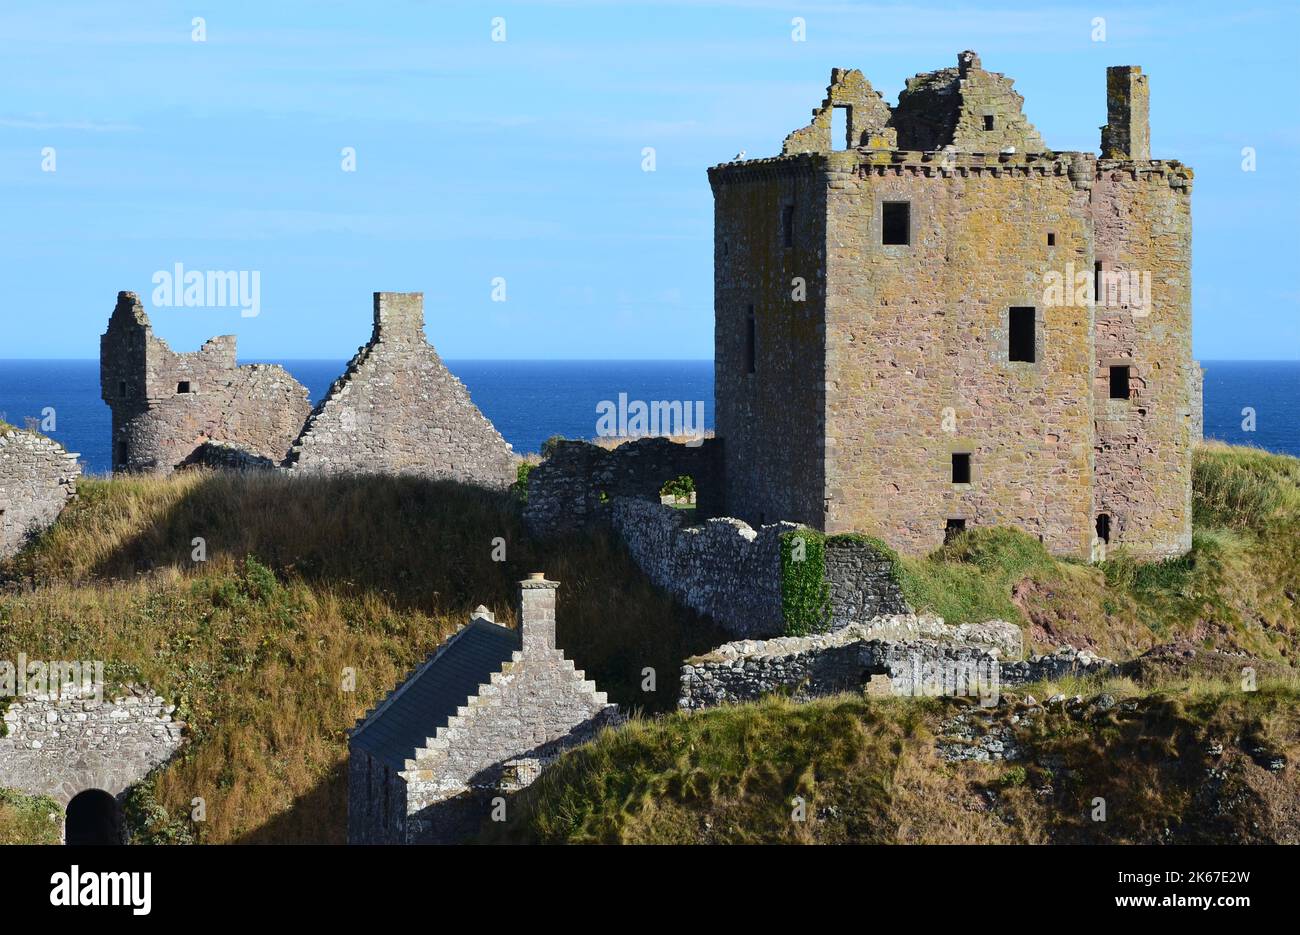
711;53;1198;560
348;574;618;844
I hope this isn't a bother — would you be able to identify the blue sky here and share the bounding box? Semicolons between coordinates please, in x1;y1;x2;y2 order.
1;0;1297;360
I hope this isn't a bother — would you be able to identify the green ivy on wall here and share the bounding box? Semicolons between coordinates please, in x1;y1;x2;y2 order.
780;529;831;636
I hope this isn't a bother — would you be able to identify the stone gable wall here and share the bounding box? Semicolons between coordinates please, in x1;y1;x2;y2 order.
0;430;80;559
100;291;312;473
286;293;516;487
0;684;184;807
395;645;617;843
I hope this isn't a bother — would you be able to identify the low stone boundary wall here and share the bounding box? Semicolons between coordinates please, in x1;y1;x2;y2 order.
678;615;1022;709
1000;646;1118;685
824;537;910;622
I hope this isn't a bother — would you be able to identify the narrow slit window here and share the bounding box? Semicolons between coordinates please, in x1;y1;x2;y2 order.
1047;232;1056;246
1008;307;1036;362
944;518;967;543
781;204;795;249
951;453;971;484
882;202;910;246
176;381;192;394
745;306;756;375
1095;513;1111;544
983;114;995;131
118;380;127;396
1109;365;1131;399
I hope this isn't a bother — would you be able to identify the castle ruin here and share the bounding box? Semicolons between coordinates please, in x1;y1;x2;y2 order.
101;291;516;488
100;291;312;473
710;53;1198;560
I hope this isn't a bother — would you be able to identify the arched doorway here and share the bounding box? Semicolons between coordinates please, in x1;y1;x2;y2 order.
65;789;123;845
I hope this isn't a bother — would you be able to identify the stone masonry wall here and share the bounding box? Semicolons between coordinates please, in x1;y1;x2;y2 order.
678;616;1020;710
1091;155;1195;559
286;293;516;488
824;537;911;622
0;429;80;559
610;498;795;639
608;499;913;639
523;436;723;537
100;291;312;473
0;683;184;807
710;156;828;530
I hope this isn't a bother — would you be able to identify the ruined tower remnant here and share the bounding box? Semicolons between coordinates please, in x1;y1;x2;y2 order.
100;292;312;473
285;293;516;487
0;428;80;558
710;53;1197;560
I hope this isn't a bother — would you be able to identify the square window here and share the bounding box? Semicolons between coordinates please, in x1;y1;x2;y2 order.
944;518;967;543
882;202;910;246
1008;307;1036;363
951;453;971;484
1109;365;1131;399
983;114;995;131
177;381;191;394
1096;513;1111;544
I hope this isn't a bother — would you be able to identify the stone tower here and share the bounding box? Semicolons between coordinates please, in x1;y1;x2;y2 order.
710;53;1197;560
100;292;312;473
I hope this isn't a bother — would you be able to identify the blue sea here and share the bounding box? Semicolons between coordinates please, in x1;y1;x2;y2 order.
0;359;1295;475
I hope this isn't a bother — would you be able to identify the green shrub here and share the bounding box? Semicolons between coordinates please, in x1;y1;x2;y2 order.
660;475;695;503
512;462;536;503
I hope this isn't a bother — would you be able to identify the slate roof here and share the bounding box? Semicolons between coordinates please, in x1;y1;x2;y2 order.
351;618;520;771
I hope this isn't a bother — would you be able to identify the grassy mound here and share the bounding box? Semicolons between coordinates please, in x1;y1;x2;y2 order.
0;471;725;843
488;677;1300;844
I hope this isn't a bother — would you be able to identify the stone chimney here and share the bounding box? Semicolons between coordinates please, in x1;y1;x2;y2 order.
1101;65;1149;160
517;572;559;654
957;50;981;77
371;292;425;345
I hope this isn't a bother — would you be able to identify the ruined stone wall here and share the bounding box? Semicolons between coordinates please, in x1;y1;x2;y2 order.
824;537;911;623
523;436;723;537
822;152;1097;557
286;293;516;488
607;500;912;639
710;157;828;529
1091;160;1195;558
678;617;1017;710
609;498;796;639
0;430;80;559
0;684;184;807
100;292;311;473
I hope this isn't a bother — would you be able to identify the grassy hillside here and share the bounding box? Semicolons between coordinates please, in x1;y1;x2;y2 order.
0;471;725;843
0;442;1295;843
487;678;1300;844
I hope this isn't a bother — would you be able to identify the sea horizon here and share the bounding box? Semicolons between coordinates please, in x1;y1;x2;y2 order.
2;358;1297;474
